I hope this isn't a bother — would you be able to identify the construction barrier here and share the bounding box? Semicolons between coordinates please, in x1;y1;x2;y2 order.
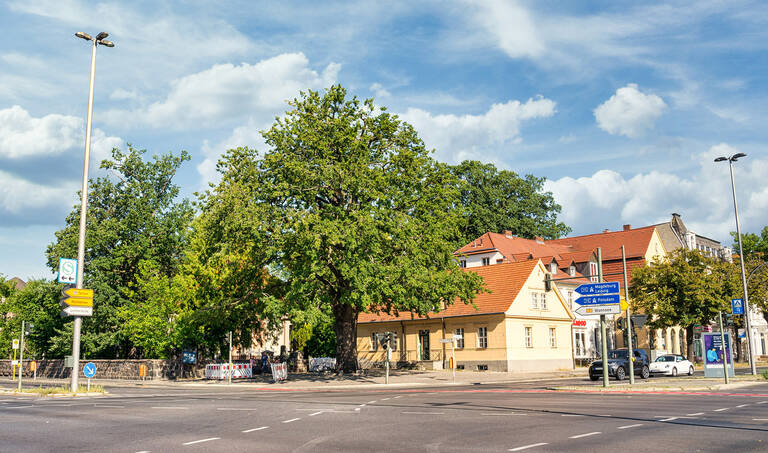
309;357;336;372
271;362;287;382
205;363;253;380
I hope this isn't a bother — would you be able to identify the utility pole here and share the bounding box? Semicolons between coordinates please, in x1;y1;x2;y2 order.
598;248;609;388
228;331;233;385
718;312;730;384
385;336;390;385
17;321;25;392
621;246;634;384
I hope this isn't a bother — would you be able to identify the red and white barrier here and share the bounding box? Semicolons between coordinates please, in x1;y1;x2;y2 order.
205;363;252;380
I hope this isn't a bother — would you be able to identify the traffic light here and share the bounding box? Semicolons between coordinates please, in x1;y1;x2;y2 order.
379;334;389;348
24;323;34;335
387;332;396;348
616;318;625;330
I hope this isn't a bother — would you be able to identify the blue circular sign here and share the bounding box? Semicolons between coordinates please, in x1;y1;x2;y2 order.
83;362;96;378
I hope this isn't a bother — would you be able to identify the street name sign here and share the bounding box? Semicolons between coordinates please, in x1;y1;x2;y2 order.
575;282;619;295
574;304;621;316
60;288;94;317
731;298;744;315
439;339;453;344
61;306;93;317
575;294;620;306
57;258;78;284
83;362;96;378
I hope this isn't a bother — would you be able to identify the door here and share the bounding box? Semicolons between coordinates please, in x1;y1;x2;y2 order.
419;330;430;361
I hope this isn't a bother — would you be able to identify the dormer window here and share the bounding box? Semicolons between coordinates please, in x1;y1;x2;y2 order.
569;265;576;277
460;260;467;268
550;262;557;274
482;257;490;266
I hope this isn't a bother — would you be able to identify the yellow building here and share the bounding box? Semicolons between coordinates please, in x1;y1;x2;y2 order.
357;260;575;372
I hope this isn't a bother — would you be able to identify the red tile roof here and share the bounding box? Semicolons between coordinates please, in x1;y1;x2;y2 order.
358;260;539;323
548;225;656;261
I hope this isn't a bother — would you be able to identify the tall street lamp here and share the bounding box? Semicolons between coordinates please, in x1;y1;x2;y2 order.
71;31;114;393
714;152;757;375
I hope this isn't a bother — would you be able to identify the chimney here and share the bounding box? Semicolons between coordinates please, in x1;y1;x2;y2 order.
623;224;631;231
603;229;610;233
535;236;545;244
503;230;514;238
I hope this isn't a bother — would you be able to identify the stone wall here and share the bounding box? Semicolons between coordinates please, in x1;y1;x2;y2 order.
0;359;212;381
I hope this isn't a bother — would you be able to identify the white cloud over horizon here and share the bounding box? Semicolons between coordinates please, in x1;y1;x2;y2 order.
594;84;666;138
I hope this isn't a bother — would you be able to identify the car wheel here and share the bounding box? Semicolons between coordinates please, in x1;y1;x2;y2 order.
688;366;694;376
641;365;650;379
616;367;626;381
589;375;599;381
671;367;678;377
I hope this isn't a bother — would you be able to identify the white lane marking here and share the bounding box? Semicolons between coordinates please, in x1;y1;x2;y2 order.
482;413;525;416
736;404;748;408
216;408;258;411
425;392;438;395
561;414;582;417
618;424;643;429
753;419;768;421
135;451;151;453
151;406;188;410
659;417;679;422
282;418;301;423
4;406;33;409
358;404;366;407
182;438;220;446
402;411;445;415
569;432;601;439
309;411;323;416
95;405;125;408
756;401;767;405
242;426;269;433
509;443;548;451
354;408;361;412
687;412;704;416
597;414;612;417
381;398;391;401
393;396;402;399
368;401;377;404
713;408;729;412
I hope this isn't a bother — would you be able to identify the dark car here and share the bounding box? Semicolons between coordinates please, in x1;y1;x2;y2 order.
589;348;650;381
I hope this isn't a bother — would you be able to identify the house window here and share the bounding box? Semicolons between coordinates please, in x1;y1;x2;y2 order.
455;328;464;349
550;262;557;274
589;262;598;282
525;327;533;348
371;333;378;351
477;327;488;348
481;257;490;266
575;331;586;356
460;260;467;268
531;292;538;309
541;293;548;310
568;291;574;309
569;265;576;277
549;327;557;348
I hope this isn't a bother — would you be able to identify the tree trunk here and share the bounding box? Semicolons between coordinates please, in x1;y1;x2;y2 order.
685;325;695;362
333;303;358;373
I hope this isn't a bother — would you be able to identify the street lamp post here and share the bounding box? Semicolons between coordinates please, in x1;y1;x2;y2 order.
71;31;114;393
714;152;757;375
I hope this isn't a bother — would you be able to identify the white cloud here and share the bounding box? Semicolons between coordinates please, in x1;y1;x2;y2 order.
109;88;138;101
545;143;767;243
0;105;122;160
594;84;666;138
105;53;340;130
400;96;556;162
198;118;270;187
0;170;75;213
370;83;391;99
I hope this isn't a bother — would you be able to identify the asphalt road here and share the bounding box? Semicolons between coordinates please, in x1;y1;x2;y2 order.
2;380;768;452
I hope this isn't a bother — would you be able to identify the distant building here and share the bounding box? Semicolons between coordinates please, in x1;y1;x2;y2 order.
655;213;733;262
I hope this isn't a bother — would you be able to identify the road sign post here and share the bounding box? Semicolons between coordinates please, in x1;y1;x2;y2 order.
17;321;25;392
621;245;634;385
83;362;96;392
597;248;609;388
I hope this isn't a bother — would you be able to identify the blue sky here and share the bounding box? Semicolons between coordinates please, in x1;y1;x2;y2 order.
1;0;767;280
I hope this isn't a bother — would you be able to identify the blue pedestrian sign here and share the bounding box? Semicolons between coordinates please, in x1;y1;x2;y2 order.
83;362;96;378
575;294;621;306
731;298;744;315
575;282;619;295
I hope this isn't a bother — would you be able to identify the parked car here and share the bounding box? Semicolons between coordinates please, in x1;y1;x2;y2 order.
649;354;694;376
589;348;650;381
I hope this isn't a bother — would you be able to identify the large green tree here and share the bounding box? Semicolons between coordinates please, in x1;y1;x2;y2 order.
205;85;485;372
46;146;194;358
630;248;736;362
449;160;570;245
732;226;768;257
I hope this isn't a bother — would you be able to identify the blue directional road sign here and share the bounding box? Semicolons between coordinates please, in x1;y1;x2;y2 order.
574;282;620;295
83;362;96;378
731;298;744;315
575;294;621;306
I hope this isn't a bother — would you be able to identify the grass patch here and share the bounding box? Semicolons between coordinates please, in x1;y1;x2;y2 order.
21;384;105;395
762;369;768;381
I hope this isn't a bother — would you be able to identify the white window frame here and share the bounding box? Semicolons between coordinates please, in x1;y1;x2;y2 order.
455;328;464;349
589;262;598;282
531;292;538;309
550;262;557;274
549;327;557;348
575;331;585;356
481;257;490;266
541;292;548;310
477;327;488;349
525;327;533;348
569;265;576;277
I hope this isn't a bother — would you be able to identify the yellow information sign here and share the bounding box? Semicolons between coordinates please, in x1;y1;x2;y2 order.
60;288;94;310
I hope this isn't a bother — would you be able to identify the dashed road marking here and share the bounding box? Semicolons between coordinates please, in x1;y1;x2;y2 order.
354;408;361;412
659;417;679;422
216;408;258;411
757;401;767;405
381;398;391;401
95;405;124;408
509;442;548;451
393;396;402;399
242;426;269;433
482;413;525;416
368;401;377;404
309;411;323;416
282;418;301;423
561;414;581;417
135;450;151;453
4;406;33;409
713;408;729;412
151;406;188;410
402;411;445;415
597;414;612;417
618;424;643;429
736;404;749;408
182;438;219;446
569;432;601;439
687;412;704;416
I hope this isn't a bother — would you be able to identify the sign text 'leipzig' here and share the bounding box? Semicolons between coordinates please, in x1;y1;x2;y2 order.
575;282;619;295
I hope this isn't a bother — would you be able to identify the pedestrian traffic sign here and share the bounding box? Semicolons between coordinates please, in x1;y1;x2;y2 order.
574;304;621;316
731;298;744;315
575;294;620;306
574;282;619;295
57;258;78;284
83;362;96;378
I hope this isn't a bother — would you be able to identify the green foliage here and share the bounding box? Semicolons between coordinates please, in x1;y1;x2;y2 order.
732;227;768;257
208;85;485;371
305;318;337;358
630;248;734;332
450;160;570;245
45;146;194;358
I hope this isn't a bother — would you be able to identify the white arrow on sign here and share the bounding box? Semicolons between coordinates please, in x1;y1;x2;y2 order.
61;306;93;317
574;304;620;316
